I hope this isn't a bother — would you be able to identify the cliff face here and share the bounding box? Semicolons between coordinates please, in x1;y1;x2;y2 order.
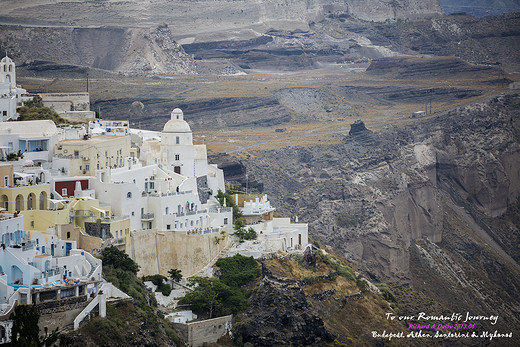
0;25;198;74
440;0;520;17
1;0;442;29
244;94;520;279
347;0;442;21
233;93;520;343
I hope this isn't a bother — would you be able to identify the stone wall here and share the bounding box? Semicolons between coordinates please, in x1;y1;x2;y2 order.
40;93;91;113
129;230;228;277
172;315;232;347
37;295;88;314
38;296;89;333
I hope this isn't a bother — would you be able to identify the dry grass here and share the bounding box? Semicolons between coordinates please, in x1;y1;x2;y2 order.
18;64;514;155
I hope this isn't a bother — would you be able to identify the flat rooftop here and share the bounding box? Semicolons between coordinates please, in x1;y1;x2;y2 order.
59;135;126;144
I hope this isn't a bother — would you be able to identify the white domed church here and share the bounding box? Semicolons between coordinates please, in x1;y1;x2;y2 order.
140;108;224;201
161;108;196;176
0;55;30;121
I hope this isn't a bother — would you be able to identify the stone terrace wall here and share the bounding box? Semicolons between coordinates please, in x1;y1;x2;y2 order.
172;315;232;347
130;230;227;278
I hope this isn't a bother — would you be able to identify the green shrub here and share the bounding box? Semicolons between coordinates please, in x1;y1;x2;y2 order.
335;213;363;228
302;276;320;284
376;284;397;303
103;265;148;305
180;277;249;318
143;274;172;296
101;246;140;275
16;96;68;124
315;251;356;280
234;226;257;241
356;279;369;293
216;254;261;287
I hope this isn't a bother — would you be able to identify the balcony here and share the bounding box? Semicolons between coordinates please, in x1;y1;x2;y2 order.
113;238;126;245
24;150;50;162
70;210;94;218
141;213;154;221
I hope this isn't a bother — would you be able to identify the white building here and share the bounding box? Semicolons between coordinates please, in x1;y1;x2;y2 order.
0;120;86;167
140;108;224;195
0;213;102;286
89;120;130;137
228;195;309;258
165;310;197;324
0;55;30;122
92;108;230;235
40;92;95;122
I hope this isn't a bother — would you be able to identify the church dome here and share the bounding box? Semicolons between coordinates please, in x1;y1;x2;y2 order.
162;108;191;133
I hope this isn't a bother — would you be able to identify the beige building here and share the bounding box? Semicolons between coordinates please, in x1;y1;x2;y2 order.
23;196;131;253
0;164;14;189
54;135;131;176
0;167;50;213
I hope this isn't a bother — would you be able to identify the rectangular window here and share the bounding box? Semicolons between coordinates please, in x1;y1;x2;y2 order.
4;175;9;187
67;232;70;239
2;111;6;117
224;218;228;225
7;142;13;151
62;188;67;196
167;224;171;230
85;164;90;170
175;154;180;161
74;150;79;157
176;136;180;144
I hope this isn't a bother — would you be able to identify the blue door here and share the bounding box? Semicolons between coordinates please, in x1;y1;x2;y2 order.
51;243;54;256
42;245;45;254
65;242;72;256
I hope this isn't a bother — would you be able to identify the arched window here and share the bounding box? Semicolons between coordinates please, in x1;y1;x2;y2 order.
1;195;8;211
127;192;132;198
15;194;23;211
27;193;35;210
39;191;47;210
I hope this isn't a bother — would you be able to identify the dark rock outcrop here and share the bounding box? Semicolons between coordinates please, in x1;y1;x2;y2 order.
301;246;317;268
348;119;371;136
233;262;335;346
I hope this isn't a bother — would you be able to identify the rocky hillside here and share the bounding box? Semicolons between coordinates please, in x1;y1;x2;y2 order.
3;1;519;73
312;11;520;72
440;0;520;17
0;0;442;30
0;25;197;75
220;93;520;344
0;0;445;74
233;252;408;346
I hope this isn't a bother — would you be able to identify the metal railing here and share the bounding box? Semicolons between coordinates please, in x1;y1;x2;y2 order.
186;228;219;235
22;241;35;251
141;213;154;220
